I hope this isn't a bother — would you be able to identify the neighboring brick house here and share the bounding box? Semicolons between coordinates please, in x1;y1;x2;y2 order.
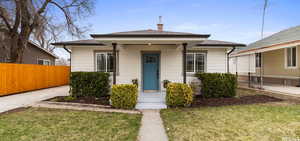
0;41;57;65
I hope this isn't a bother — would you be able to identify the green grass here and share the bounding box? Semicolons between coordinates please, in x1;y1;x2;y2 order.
0;108;142;141
161;104;300;141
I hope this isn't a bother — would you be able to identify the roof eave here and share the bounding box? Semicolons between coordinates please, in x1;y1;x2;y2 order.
51;43;106;46
90;34;210;38
196;44;246;47
28;42;58;58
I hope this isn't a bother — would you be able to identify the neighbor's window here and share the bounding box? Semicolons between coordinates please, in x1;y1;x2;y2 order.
186;52;205;73
286;47;297;68
255;53;261;68
37;59;51;65
96;52;117;72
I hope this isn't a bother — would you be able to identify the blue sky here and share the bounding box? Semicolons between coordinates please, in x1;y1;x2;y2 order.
55;0;300;58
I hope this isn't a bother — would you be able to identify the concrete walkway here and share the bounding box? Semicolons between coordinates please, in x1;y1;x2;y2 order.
0;86;69;113
138;110;168;141
263;85;300;96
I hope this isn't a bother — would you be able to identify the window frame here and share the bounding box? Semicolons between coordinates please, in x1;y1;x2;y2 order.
186;52;206;73
95;52;118;73
37;59;51;65
285;47;298;69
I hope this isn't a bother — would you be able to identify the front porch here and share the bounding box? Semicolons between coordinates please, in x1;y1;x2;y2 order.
136;91;167;109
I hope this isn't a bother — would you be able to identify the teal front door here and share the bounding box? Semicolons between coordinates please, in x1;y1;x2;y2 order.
143;53;159;91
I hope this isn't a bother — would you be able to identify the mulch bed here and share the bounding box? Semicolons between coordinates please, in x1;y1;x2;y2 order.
192;95;283;107
47;96;110;106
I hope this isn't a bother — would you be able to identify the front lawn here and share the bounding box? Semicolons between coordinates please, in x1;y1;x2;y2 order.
0;108;141;141
161;88;300;141
161;105;300;141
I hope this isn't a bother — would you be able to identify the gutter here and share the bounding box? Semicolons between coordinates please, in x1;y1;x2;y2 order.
63;46;71;54
227;46;236;73
63;45;72;86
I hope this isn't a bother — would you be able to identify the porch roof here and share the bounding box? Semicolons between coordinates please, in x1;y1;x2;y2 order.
52;39;105;46
233;25;300;56
196;40;246;47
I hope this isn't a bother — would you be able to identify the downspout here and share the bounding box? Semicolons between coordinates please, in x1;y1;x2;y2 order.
112;43;117;85
63;45;71;85
227;46;236;73
63;46;71;54
182;43;187;84
63;45;71;68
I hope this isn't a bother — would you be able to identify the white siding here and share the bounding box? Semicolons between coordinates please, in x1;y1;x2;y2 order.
206;48;227;73
229;54;256;75
70;45;228;90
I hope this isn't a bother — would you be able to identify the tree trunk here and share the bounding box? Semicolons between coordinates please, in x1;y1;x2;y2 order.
9;33;28;63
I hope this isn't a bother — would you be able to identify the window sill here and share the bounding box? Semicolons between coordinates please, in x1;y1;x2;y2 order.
97;72;120;76
185;72;202;77
285;66;298;69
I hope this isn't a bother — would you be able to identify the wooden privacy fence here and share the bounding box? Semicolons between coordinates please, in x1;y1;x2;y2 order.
0;63;70;96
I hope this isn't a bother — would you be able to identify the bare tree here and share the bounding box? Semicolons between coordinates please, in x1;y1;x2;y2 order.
0;0;94;63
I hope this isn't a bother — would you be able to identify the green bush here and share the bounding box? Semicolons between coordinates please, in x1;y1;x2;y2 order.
70;72;110;98
195;73;237;98
111;84;138;109
166;83;193;107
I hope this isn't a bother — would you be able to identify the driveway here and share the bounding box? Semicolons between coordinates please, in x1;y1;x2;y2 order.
0;86;69;113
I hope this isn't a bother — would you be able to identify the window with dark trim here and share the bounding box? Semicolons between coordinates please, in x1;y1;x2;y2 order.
37;59;51;65
186;52;206;73
286;47;297;68
95;52;118;72
255;53;261;68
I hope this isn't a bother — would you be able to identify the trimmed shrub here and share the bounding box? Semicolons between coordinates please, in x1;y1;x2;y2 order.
70;72;110;98
166;83;193;107
111;84;138;109
195;73;237;98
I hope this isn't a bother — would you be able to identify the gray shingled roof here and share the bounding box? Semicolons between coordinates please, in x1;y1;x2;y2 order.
239;25;300;52
90;29;210;38
196;40;245;47
52;39;105;46
52;39;245;47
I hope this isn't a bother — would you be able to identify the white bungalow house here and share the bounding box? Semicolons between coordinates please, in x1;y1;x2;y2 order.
53;23;245;109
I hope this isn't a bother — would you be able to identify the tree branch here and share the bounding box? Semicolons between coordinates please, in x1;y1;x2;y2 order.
0;6;12;31
12;0;20;32
36;0;52;15
30;0;52;29
49;1;74;30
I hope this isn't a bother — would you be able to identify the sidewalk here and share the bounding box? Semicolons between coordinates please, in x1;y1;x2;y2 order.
138;110;168;141
0;86;69;113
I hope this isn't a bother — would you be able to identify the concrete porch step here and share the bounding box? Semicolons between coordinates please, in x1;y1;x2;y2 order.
138;97;165;103
136;102;167;109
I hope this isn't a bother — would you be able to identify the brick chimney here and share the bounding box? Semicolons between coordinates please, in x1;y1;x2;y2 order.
157;16;163;31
